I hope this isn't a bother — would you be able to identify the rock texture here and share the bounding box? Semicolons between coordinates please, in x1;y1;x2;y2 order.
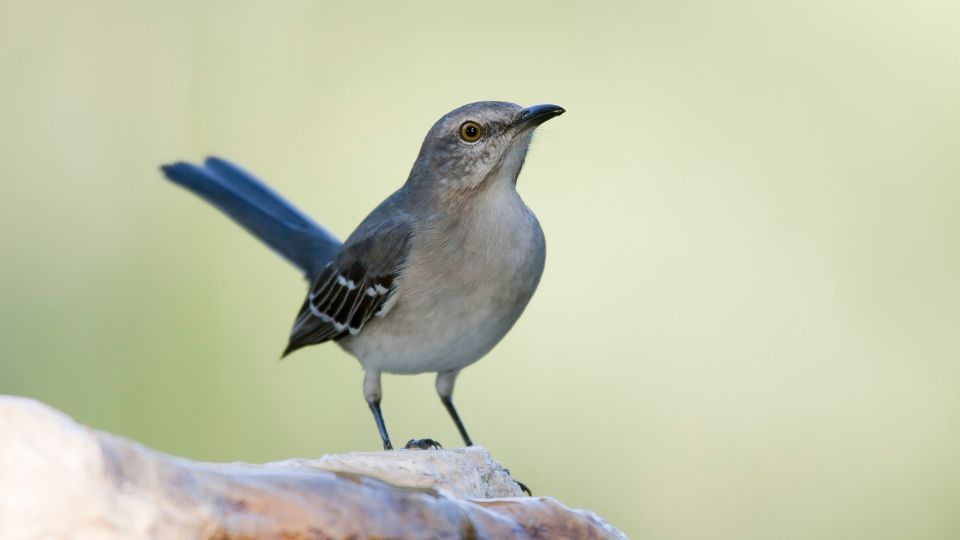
0;396;625;539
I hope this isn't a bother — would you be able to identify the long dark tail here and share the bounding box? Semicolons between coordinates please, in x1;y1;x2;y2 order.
160;157;340;282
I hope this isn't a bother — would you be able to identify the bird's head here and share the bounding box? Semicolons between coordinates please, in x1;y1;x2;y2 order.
407;101;564;196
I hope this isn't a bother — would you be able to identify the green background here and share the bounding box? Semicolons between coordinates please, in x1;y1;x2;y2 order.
1;1;958;538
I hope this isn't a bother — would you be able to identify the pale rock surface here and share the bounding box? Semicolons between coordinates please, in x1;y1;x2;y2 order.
0;395;625;539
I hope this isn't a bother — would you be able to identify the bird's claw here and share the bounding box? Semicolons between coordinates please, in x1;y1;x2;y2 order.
503;468;532;496
515;479;532;496
403;438;443;450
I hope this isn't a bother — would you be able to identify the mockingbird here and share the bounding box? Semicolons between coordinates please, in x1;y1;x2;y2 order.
161;101;564;450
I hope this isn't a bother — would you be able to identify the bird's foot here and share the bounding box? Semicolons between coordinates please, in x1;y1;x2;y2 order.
403;438;443;450
503;468;532;496
515;480;532;496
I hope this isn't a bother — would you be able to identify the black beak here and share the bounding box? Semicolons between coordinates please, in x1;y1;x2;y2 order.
514;104;565;129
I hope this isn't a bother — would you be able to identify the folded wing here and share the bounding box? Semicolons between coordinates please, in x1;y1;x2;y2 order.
283;193;412;356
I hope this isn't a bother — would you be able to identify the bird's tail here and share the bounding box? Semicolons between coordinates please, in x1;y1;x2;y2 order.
160;157;341;282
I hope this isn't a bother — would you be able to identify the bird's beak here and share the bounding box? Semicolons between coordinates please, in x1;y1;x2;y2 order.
513;104;565;131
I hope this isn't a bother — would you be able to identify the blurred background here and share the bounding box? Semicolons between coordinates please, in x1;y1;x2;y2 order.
1;1;958;538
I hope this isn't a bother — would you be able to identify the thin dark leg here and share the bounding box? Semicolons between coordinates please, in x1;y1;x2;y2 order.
368;400;393;450
441;395;473;446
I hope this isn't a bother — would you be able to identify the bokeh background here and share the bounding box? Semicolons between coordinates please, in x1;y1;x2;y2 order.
2;1;958;538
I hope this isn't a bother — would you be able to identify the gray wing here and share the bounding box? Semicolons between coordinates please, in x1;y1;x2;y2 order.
282;192;412;357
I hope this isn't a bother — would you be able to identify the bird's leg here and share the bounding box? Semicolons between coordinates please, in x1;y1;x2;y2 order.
368;401;392;450
437;370;473;446
364;370;393;450
441;396;473;446
400;370;467;451
437;371;530;494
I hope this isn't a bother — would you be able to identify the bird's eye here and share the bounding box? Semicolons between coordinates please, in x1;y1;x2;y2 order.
459;121;483;142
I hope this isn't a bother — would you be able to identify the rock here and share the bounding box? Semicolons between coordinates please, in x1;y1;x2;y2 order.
0;396;625;539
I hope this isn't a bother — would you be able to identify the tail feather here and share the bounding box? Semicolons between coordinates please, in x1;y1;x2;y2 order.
201;157;322;232
160;157;341;282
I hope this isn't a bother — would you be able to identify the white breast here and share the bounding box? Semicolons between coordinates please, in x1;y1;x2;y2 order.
340;185;546;374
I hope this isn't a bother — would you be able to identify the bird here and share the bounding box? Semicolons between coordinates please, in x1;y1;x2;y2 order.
161;101;564;450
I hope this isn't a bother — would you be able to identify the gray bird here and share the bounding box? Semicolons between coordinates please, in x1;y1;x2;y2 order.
161;101;564;450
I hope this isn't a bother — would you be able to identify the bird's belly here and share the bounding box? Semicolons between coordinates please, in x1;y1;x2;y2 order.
339;234;544;374
343;300;519;374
